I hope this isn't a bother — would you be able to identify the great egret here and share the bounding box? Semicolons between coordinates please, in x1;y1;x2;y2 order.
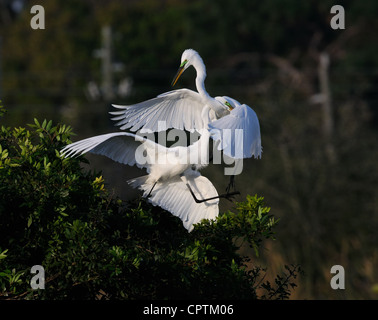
110;49;230;133
207;96;261;159
208;97;262;192
61;107;238;231
110;49;262;191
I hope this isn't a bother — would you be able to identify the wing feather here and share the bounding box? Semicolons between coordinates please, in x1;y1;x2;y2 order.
110;89;211;133
132;173;219;232
61;132;159;170
209;104;262;159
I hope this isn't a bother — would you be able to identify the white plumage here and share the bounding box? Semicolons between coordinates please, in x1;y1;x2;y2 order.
129;170;218;232
61;110;219;232
111;89;217;133
109;49;262;161
208;98;262;159
60;49;262;230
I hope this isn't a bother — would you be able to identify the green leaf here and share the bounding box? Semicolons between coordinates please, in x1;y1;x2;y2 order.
27;216;33;228
0;249;8;260
46;120;53;132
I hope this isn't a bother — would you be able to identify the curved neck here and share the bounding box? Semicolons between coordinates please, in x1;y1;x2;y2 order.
192;57;211;100
196;70;209;98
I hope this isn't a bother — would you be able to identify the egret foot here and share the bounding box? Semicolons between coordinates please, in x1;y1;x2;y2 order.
186;183;240;204
222;190;240;202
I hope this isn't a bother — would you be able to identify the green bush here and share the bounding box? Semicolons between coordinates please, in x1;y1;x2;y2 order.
0;105;300;299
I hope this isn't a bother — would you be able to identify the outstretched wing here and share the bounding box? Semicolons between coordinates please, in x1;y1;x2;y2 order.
110;89;216;133
60;132;159;170
209;104;262;159
131;171;219;232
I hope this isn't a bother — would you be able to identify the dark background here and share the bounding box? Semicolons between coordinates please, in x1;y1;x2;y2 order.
1;0;377;299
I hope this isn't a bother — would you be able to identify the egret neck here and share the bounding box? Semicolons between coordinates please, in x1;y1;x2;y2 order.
191;54;228;118
191;54;211;101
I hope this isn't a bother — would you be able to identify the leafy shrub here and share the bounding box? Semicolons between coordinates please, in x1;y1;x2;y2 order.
0;105;300;299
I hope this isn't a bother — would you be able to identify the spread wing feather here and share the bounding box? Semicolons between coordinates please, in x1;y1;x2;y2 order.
110;89;215;133
209;104;262;159
129;171;219;232
61;132;159;170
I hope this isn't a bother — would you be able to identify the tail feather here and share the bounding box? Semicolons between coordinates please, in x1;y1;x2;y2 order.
127;175;151;195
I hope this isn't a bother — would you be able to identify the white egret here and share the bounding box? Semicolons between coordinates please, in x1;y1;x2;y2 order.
110;49;229;134
208;97;262;192
110;49;262;191
61;107;238;231
208;96;261;159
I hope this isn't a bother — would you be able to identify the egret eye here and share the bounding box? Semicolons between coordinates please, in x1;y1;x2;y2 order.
225;101;233;111
180;59;188;68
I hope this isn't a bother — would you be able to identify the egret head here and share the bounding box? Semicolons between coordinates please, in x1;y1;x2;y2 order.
223;96;241;110
172;49;202;86
215;96;240;111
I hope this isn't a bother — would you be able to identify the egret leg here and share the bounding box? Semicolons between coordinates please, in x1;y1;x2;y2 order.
186;183;240;204
147;181;157;198
225;175;235;193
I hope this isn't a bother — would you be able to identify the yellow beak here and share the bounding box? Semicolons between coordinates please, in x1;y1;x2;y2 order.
171;66;185;87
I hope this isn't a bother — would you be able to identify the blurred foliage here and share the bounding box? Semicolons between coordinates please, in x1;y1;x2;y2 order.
0;109;300;299
1;0;378;299
2;0;378;116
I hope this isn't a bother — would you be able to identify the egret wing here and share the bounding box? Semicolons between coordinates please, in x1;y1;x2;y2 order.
133;172;219;232
60;132;160;170
110;89;215;133
209;104;262;159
